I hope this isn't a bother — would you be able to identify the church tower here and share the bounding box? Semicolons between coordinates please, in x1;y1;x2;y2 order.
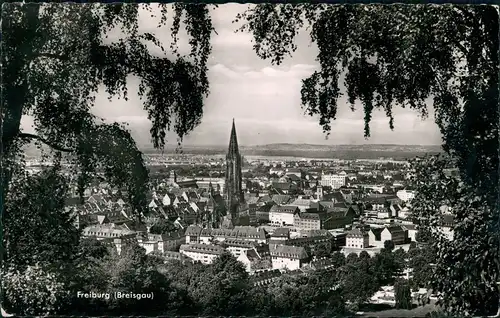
224;119;244;222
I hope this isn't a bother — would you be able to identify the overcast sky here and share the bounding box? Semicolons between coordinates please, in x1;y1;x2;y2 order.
22;4;442;147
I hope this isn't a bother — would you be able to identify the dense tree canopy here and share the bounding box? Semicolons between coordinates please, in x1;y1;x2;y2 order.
3;163;80;268
149;218;177;234
1;2;214;221
238;4;499;315
1;4;214;314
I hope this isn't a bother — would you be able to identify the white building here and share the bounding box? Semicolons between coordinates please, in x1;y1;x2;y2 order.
402;224;418;241
223;239;257;258
137;232;185;254
82;224;136;240
320;173;346;189
397;190;416;203
369;225;407;247
346;228;369;248
269;205;300;227
186;226;268;245
179;243;225;265
270;244;309;270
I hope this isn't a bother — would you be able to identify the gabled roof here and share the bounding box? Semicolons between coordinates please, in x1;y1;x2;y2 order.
270;205;299;214
370;227;383;240
318;201;335;209
350;205;362;215
256;205;273;213
163;193;176;202
310;258;336;270
271;194;293;205
180;243;224;255
122;220;147;232
202;226;267;240
347;228;368;238
402;224;416;231
243;248;261;262
176;180;198;188
223;239;257;249
295;213;320;221
252;269;282;281
384;224;405;234
323;191;345;203
196;201;207;211
270;244;308;260
290;198;311;206
187;191;199;201
271;227;290;237
185;225;203;236
287;235;330;245
144;230;184;242
300;229;332;238
272;182;293;191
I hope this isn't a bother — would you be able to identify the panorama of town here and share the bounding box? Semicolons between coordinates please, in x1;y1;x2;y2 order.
25;120;455;309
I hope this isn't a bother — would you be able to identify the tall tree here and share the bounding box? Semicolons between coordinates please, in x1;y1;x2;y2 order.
339;262;379;310
394;279;412;310
238;4;499;315
3;163;80;268
1;2;214;227
2;262;70;316
1;4;215;315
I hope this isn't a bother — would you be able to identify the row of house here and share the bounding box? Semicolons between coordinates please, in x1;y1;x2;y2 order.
345;224;408;249
268;203;358;230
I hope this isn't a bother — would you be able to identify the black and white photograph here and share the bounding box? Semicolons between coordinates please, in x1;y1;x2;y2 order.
1;3;499;317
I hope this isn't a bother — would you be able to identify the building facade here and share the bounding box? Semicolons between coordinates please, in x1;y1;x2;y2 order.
179;243;225;265
346;228;369;248
320;173;346;189
269;205;300;227
293;213;322;231
270;245;309;270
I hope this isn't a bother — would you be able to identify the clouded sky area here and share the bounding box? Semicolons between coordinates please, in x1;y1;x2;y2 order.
22;4;442;147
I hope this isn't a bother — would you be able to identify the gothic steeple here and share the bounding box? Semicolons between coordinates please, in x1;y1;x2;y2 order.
224;119;244;224
227;118;239;159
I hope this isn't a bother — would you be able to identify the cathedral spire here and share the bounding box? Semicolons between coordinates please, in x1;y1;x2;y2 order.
227;118;239;158
224;119;243;226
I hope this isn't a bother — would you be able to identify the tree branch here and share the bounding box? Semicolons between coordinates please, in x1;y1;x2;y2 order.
17;133;74;152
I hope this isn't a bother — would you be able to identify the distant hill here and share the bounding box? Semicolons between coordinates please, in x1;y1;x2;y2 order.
23;142;441;160
141;143;442;160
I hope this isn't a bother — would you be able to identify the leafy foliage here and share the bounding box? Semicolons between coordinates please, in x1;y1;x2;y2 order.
339;260;379;308
313;241;332;258
1;3;215;221
411;155;499;316
395;279;412;310
2;263;70;316
383;239;395;251
149;218;177;234
192;252;250;315
331;251;346;267
3;164;80;268
258;268;345;316
407;243;434;291
239;4;499;315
